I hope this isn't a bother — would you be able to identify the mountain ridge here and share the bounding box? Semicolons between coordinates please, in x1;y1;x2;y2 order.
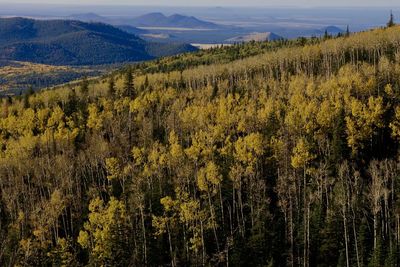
131;12;221;29
0;17;197;65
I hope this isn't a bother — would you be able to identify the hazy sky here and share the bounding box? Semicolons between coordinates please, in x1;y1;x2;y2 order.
1;0;399;7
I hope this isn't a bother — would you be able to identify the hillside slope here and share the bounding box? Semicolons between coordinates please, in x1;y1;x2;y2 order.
2;26;400;267
0;17;197;65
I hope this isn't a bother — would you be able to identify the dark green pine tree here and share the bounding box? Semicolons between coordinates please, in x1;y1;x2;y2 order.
80;76;89;96
324;29;330;39
107;76;115;98
65;89;79;116
23;86;34;109
387;11;395;28
346;25;350;37
144;75;149;89
123;68;135;99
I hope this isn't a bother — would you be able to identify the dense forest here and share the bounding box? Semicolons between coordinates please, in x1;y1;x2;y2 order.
2;24;400;266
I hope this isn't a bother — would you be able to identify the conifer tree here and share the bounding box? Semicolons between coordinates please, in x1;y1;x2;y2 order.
387;10;395;27
123;68;135;98
108;75;115;98
80;76;89;96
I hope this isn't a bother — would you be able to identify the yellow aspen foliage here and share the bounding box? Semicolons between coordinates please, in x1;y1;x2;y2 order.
179;199;205;253
390;106;400;140
215;93;240;132
28;190;66;251
219;135;234;157
114;97;130;114
160;196;178;212
338;64;376;96
234;133;264;165
153;196;178;235
257;96;275;126
385;84;394;97
18;108;36;136
1;108;36;138
38;106;79;148
105;157;121;181
228;163;246;188
148;142;168;168
236;98;258;133
152;215;170;236
270;136;286;161
137;142;168;178
100;98;114;113
53;126;79;147
132;146;146;166
180;103;214;131
345;96;385;154
129;97;142;114
179;199;201;223
1;114;18;137
197;161;222;192
87;104;103;131
130;91;157;115
47;106;65;130
160;87;177;105
291;138;315;169
4;134;39;159
169;130;185;162
48;190;66;222
37;108;51;132
365;96;385;127
49;238;75;267
185;130;214;162
154;192;207;254
286;90;319;135
78;197;128;265
317;100;338;130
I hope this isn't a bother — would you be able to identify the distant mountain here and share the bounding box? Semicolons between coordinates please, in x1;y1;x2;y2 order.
226;32;283;43
0;17;197;65
315;26;344;36
131;12;221;29
66;13;108;23
66;15;148;36
325;26;344;34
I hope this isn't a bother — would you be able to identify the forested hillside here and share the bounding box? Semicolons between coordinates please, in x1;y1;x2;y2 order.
2;25;400;267
0;17;196;65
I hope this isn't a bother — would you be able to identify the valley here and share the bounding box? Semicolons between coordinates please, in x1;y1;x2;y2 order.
0;61;107;95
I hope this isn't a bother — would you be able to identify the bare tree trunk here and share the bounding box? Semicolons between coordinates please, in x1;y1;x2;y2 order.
343;206;350;267
167;223;176;267
290;193;294;267
140;206;147;265
208;191;220;252
374;213;378;251
352;215;361;267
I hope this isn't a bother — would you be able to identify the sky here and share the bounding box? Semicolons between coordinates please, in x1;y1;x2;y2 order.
1;0;399;7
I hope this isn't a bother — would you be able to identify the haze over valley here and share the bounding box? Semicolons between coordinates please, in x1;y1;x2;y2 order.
1;4;399;43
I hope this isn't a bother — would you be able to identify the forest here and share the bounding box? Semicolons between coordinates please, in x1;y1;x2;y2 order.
1;24;400;267
0;17;196;66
